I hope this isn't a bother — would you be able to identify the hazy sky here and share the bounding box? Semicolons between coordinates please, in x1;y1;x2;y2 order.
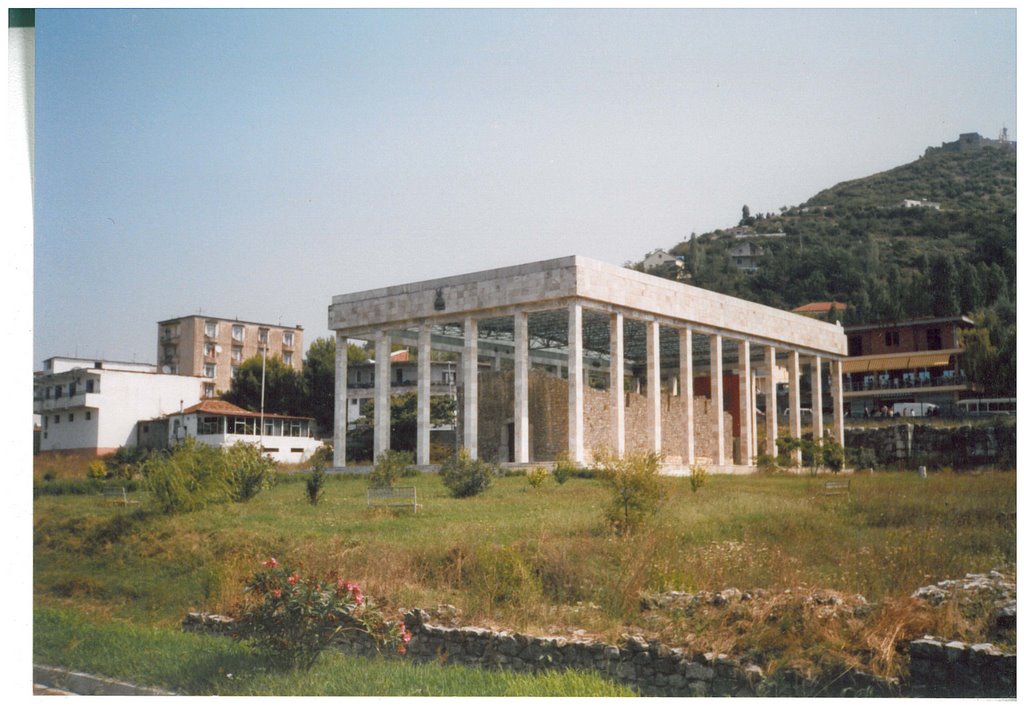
33;8;1016;367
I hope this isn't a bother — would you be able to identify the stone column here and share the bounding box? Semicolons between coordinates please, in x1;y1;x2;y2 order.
788;351;801;466
709;333;725;465
567;303;585;463
514;310;530;463
765;345;778;458
737;339;753;465
678;327;694;465
416;324;431;466
646;320;661;453
811;355;824;441
462;317;479;459
609;312;625;456
373;330;391;461
831;359;845;447
333;334;348;468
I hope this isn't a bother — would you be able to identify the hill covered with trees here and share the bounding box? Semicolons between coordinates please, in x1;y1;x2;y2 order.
636;137;1016;393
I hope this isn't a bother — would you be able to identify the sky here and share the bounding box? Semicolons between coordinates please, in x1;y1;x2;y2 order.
31;7;1017;367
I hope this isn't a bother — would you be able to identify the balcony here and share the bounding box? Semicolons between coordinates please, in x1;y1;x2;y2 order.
843;373;971;397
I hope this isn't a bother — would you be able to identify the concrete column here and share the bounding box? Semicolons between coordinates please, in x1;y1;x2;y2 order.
831;359;845;448
609;312;625;456
567;303;585;463
709;333;725;465
646;321;661;454
373;330;391;461
513;311;530;463
811;355;824;441
750;364;759;460
462;317;479;459
737;339;753;465
765;345;778;458
333;334;348;468
678;327;694;465
416;324;432;466
788;351;801;466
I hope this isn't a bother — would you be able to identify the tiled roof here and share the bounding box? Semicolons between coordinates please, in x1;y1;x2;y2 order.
793;301;847;313
181;399;314;421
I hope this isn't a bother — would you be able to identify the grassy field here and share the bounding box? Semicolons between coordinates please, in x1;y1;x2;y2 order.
34;467;1015;687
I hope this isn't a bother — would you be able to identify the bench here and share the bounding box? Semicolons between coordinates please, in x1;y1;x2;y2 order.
103;486;139;506
367;486;419;512
821;479;851;496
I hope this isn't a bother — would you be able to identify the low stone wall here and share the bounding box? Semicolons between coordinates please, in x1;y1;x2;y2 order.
844;423;1015;467
908;637;1015;698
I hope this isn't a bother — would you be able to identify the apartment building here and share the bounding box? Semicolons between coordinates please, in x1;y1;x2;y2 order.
34;356;204;455
157;315;303;397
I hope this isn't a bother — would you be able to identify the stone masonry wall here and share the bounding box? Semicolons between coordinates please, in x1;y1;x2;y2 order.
844;424;1016;467
908;636;1015;698
477;370;733;464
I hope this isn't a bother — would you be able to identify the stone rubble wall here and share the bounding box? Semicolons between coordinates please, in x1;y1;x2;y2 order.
908;637;1015;698
844;423;1015;467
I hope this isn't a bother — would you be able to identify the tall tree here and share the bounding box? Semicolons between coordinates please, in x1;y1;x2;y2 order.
222;354;305;416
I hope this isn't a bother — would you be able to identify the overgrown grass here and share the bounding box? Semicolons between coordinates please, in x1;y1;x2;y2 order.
34;469;1015;683
33;606;633;696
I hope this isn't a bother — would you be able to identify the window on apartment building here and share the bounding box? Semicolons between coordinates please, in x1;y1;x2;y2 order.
283;331;294;347
164;347;176;363
69;413;74;422
884;331;900;347
55;384;62;398
231;365;239;380
203;382;215;398
45;387;51;399
54;415;60;424
282;352;293;366
69;383;77;397
232;324;245;341
85;379;95;393
231;346;242;362
258;328;269;344
85;411;92;421
926;328;942;350
205;321;218;338
204;343;217;358
204;363;217;378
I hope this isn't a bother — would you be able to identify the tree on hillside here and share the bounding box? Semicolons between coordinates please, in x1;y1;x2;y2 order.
223;354;305;416
930;254;960;317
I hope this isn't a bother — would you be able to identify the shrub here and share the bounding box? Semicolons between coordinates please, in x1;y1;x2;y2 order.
822;438;845;474
594;450;664;534
142;440;232;514
440;449;495;498
42;468;58;482
106;446;155;480
847;447;878;471
368;450;414;489
800;438;825;476
237;558;409;669
86;460;108;480
689;464;708;493
756;453;782;475
306;466;327;506
526;467;548;489
776;436;801;468
553;452;575;485
224;443;277;502
308;444;334;468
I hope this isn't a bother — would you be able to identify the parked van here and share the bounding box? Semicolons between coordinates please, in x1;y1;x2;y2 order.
891;402;938;417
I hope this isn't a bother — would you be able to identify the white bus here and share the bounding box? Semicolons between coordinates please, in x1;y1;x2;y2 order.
956;398;1016;416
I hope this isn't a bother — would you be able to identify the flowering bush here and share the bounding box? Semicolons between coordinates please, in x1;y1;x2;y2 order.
237;559;409;669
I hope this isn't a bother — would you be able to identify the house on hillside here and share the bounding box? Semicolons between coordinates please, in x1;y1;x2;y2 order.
728;241;764;273
842;316;978;417
149;399;321;464
34;356;204;455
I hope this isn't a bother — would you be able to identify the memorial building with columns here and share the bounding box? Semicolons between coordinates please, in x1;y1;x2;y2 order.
329;256;847;471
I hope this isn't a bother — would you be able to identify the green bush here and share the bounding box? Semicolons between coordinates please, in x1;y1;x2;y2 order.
142;439;231;514
800;438;826;476
42;468;58;482
822;439;845;474
526;467;548;489
846;447;878;471
307;444;334;468
306;466;327;506
238;558;408;669
594;450;664;534
368;450;414;489
553;452;575;485
776;436;801;468
224;443;277;502
689;465;708;493
106;446;156;480
440;449;495;498
86;460;108;480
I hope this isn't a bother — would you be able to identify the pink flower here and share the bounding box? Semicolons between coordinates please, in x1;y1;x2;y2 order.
397;622;412;644
262;557;279;568
271;589;282;599
287;573;300;585
397;644;407;655
338;580;364;605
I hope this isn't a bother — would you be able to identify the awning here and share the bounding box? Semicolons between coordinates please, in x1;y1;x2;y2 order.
843;352;952;374
904;352;951;369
